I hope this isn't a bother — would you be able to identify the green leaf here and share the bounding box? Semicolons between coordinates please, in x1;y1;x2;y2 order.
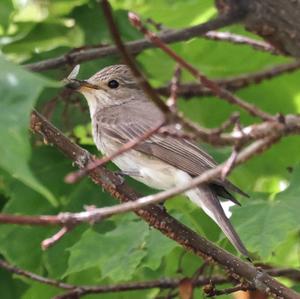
65;217;149;281
0;226;46;272
0;267;27;299
231;166;300;259
3;21;84;61
0;0;13;30
269;234;300;267
142;229;177;271
111;0;215;28
72;3;141;46
48;0;89;16
0;56;58;205
20;282;59;299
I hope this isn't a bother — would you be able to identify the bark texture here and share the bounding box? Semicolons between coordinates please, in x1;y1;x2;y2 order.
216;0;300;57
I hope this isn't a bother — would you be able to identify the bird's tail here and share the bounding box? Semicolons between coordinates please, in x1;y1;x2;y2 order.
186;185;249;257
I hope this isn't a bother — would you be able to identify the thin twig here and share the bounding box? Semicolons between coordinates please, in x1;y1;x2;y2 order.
1;257;299;299
221;147;239;180
129;13;275;121
167;65;181;111
204;283;251;297
191;262;210;282
101;0;170;115
204;31;280;55
41;226;74;250
210;112;240;135
0;259;75;290
0;257;229;298
0;257;224;289
54;276;225;299
156;60;300;98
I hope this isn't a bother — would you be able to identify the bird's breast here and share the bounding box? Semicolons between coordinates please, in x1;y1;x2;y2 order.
93;134;191;191
91;119;192;191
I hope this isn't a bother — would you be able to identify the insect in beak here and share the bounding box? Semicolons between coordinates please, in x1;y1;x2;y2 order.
65;79;101;91
64;64;100;91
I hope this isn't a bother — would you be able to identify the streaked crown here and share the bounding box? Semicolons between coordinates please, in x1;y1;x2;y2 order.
81;64;148;113
88;64;138;89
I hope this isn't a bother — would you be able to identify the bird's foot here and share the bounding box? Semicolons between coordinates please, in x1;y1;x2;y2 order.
113;170;142;185
156;201;167;212
75;150;91;168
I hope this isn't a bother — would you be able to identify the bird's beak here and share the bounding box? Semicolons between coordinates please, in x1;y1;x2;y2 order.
65;79;100;92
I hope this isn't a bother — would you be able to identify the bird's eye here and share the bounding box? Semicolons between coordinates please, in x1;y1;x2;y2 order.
108;79;119;89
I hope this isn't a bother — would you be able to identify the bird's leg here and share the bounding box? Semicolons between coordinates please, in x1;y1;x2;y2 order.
156;201;167;212
75;149;91;168
113;170;143;185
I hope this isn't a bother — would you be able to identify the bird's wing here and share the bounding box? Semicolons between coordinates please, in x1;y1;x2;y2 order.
95;102;248;202
139;134;247;201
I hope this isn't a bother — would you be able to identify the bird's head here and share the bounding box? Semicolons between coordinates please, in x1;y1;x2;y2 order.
66;64;143;113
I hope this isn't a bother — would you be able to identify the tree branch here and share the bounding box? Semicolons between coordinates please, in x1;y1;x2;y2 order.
25;9;244;72
216;0;300;57
156;60;300;98
0;258;227;298
1;256;299;298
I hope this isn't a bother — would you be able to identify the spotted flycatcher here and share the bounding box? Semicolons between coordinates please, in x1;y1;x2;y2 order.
67;64;249;256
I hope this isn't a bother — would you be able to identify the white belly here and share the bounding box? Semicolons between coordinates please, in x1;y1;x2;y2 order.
93;130;192;190
113;149;192;190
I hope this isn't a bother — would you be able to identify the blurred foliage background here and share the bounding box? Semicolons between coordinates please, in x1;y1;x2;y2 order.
0;0;300;298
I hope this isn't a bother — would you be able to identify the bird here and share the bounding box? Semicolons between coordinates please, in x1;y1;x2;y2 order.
66;64;249;257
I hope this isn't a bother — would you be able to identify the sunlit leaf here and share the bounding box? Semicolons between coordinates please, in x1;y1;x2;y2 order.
0;56;59;205
231;167;300;259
